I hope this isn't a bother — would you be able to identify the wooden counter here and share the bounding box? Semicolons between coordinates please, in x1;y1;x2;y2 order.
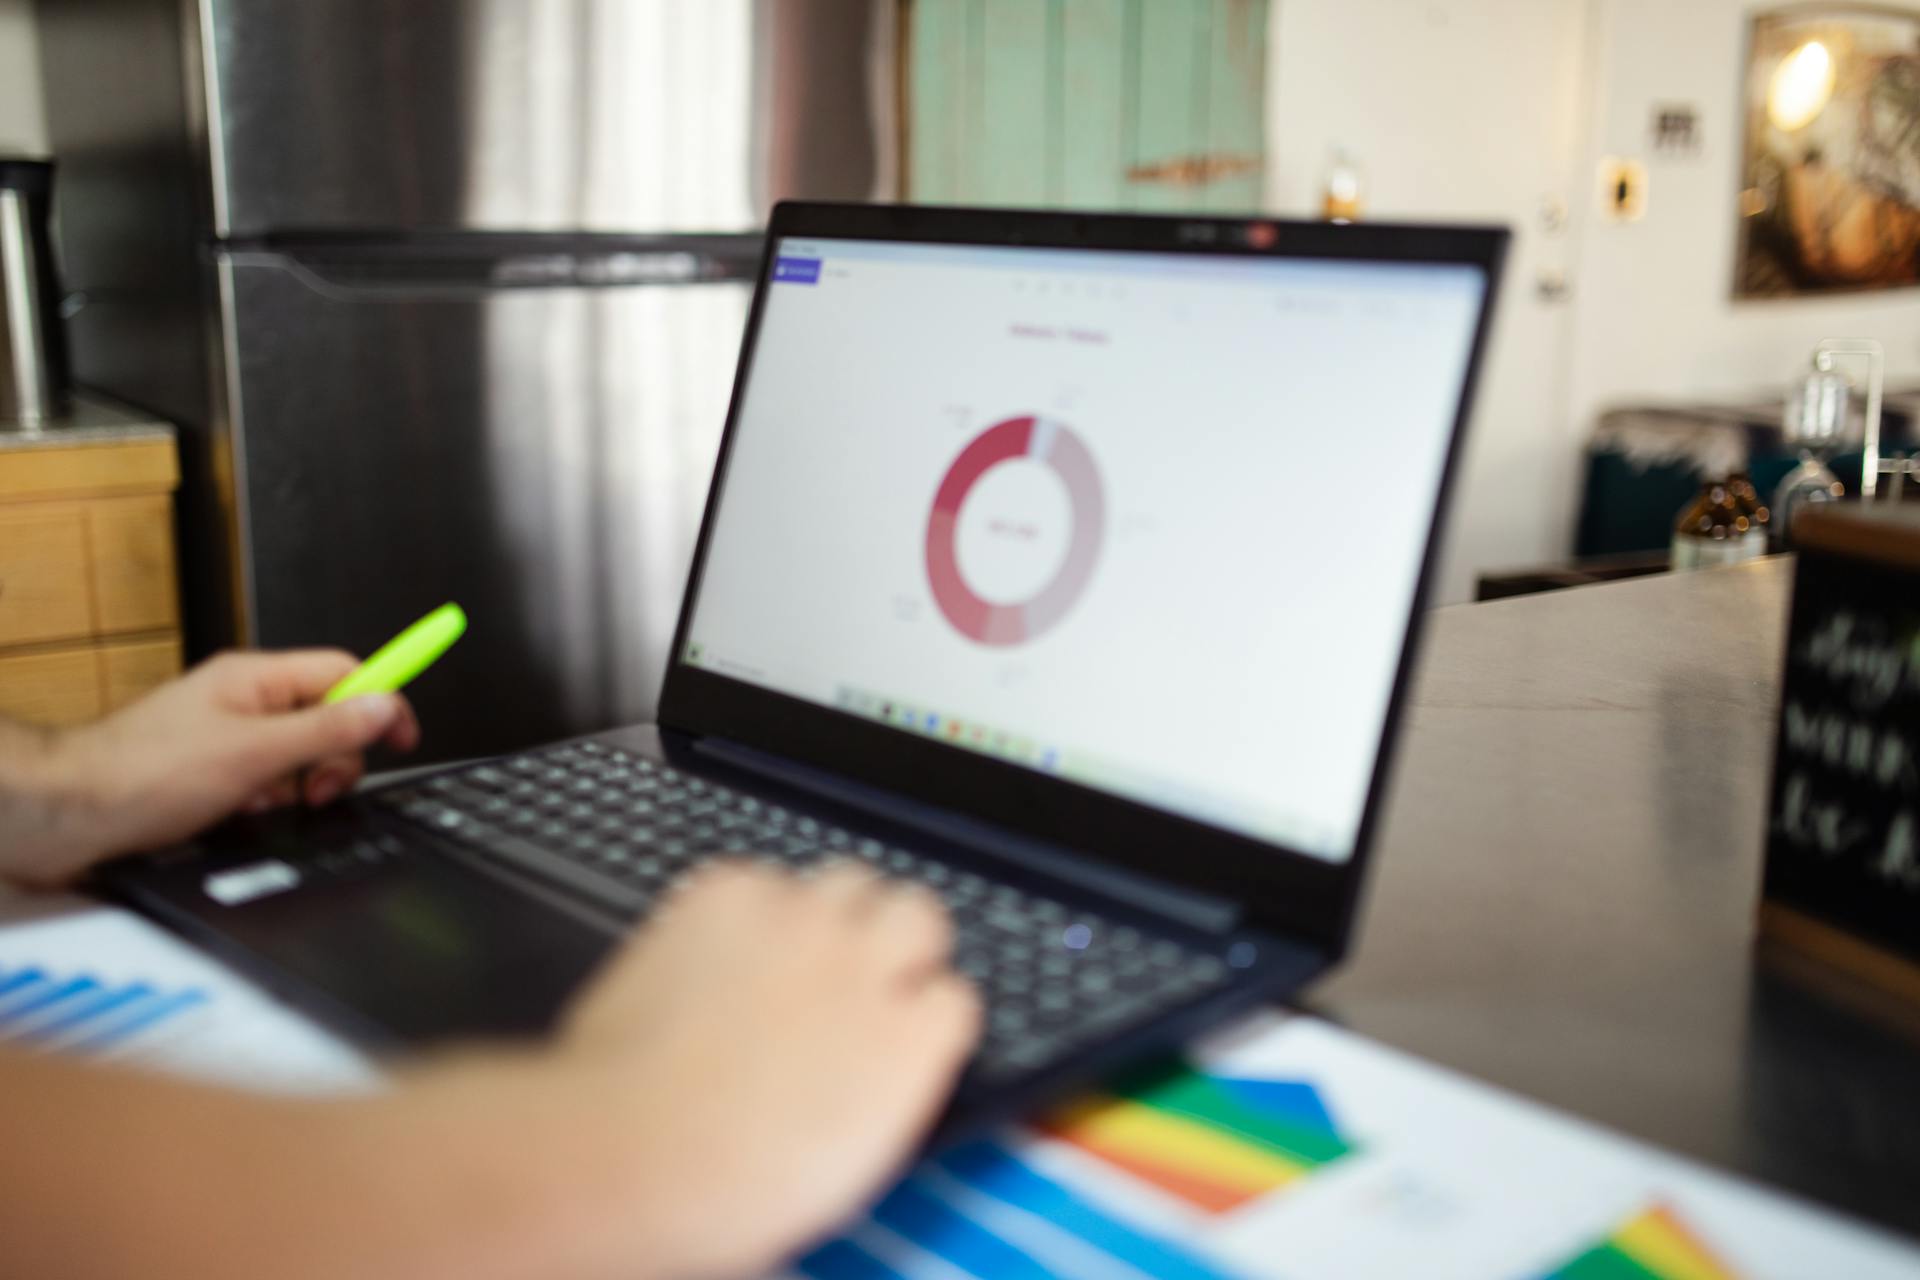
0;396;182;725
1318;558;1920;1237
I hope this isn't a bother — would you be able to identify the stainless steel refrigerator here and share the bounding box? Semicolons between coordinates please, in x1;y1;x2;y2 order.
37;0;891;758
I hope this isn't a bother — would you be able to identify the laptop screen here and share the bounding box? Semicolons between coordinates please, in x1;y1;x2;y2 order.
681;235;1487;865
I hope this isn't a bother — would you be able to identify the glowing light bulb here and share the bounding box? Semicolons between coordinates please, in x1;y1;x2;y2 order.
1768;40;1835;131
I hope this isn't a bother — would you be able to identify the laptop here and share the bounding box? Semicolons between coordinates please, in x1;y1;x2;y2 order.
100;203;1507;1136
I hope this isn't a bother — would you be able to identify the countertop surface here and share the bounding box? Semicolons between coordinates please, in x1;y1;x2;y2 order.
1317;557;1920;1238
0;391;174;449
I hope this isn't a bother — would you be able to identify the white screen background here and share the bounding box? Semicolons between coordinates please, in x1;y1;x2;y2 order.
687;239;1485;862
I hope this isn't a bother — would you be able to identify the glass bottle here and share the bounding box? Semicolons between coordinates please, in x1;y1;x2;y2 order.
1671;479;1764;571
1770;454;1847;551
1726;470;1771;542
1322;148;1364;223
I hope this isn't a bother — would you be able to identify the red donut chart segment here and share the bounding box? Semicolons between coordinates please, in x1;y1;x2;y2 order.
926;417;1032;643
925;415;1105;646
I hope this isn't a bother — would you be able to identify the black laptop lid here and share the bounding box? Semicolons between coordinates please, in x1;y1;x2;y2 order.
661;203;1507;953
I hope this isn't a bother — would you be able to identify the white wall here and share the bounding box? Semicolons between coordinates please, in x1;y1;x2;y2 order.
1265;0;1595;602
1267;0;1920;600
0;0;44;155
1564;0;1920;442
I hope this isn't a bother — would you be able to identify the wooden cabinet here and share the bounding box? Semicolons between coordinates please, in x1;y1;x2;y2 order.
0;415;183;726
0;505;91;647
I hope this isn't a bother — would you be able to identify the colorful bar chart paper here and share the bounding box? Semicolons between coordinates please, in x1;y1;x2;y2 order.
1540;1203;1740;1280
0;964;207;1056
0;906;376;1093
794;1140;1239;1280
1037;1062;1356;1214
788;1064;1354;1278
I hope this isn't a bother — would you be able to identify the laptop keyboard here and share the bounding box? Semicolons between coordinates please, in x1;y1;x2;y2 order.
369;741;1230;1079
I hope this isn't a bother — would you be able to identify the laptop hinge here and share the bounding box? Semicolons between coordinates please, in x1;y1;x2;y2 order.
691;736;1245;935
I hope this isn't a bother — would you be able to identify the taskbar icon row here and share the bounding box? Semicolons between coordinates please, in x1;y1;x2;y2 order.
833;686;1062;772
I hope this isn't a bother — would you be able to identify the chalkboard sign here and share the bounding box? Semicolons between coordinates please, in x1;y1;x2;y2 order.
1764;506;1920;995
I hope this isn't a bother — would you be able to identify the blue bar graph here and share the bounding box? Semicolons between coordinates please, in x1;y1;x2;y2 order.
791;1141;1240;1280
939;1142;1238;1280
18;982;157;1043
0;965;206;1055
4;976;102;1022
871;1180;1063;1279
795;1239;906;1280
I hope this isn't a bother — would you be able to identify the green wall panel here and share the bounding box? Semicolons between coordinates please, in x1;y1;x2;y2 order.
1200;0;1268;211
905;0;1268;212
908;0;974;202
1058;0;1129;209
1128;0;1206;211
979;0;1053;204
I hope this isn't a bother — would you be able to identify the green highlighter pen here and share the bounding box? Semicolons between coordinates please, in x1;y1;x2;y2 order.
323;603;468;704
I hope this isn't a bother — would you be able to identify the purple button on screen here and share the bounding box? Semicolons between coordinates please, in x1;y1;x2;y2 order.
773;256;822;284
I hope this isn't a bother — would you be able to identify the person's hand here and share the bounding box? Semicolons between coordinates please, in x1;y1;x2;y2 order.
557;861;982;1279
13;650;418;885
0;861;977;1280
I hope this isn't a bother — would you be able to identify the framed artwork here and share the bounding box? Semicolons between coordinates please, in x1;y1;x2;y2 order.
1735;4;1920;298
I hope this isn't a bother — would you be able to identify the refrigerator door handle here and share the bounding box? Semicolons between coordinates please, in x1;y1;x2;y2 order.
220;238;766;301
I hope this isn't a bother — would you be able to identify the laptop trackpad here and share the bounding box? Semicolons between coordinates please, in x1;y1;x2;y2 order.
124;837;618;1048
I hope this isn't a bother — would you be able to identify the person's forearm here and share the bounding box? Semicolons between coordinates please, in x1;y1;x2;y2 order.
0;1050;692;1280
0;718;95;886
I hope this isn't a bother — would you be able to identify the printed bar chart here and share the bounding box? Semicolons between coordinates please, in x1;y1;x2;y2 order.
1540;1203;1740;1280
0;964;208;1056
788;1063;1356;1279
936;1141;1237;1280
0;907;378;1093
794;1140;1238;1280
1037;1063;1355;1214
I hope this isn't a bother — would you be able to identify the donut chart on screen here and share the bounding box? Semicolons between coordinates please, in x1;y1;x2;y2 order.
925;415;1106;646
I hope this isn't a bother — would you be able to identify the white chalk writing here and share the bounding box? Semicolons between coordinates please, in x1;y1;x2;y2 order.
1782;701;1919;789
1799;612;1916;710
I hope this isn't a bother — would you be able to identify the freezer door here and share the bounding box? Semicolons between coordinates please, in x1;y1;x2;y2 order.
200;0;888;235
220;246;750;760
